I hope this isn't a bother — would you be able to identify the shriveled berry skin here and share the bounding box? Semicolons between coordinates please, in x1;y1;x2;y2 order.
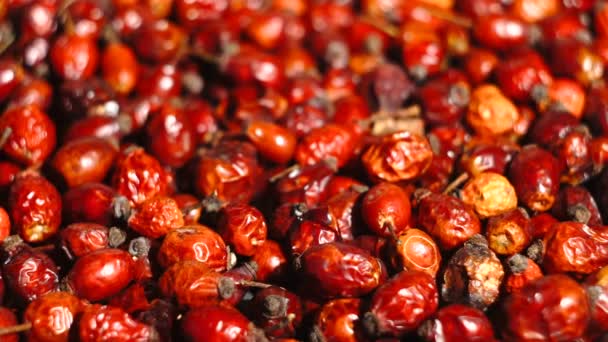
0;105;56;166
50;137;117;188
59;223;110;259
146;103;195;168
364;270;438;338
181;304;261;342
311;298;364;342
128;196;184;239
112;147;169;207
418;304;496;342
79;304;157;341
585;266;608;334
298;242;386;299
362;131;433;183
9;174;62;243
0;306;18;342
62;182;117;226
249;240;288;283
157;225;228;272
68;248;135;302
217;204;267;257
50;34;99;81
508;145;561;212
250;286;303;338
543;221;608;275
502;275;590;341
295;124;354;168
3;244;59;302
417;193;481;251
24;291;84;342
275;161;335;207
159;261;224;308
361;182;411;238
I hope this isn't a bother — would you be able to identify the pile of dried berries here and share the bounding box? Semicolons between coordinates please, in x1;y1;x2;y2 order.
2;0;608;341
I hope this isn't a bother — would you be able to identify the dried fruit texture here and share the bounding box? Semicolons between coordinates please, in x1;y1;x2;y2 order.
389;228;441;278
159;261;226;308
311;298;364;342
466;84;519;136
2;245;59;302
0;105;56;166
543;221;608;275
295;124;354;168
246;120;297;164
128;196;184;239
51;137;117;188
275;161;335;207
288;219;338;256
362;131;433;182
217;204;267;257
297;242;386;299
181;304;262;342
101;42;139;95
441;235;504;310
417;193;481;251
62;183;117;226
460;172;517;219
364;271;438;338
502;275;590;341
361;182;411;238
59;223;111;259
551;185;602;226
585;265;608;334
418;304;496;342
250;286;303;338
486;208;531;256
249;240;288;283
504;254;543;294
112;147;168;207
9;174;62;243
68;248;135;302
508;145;561;212
0;307;18;342
79;304;157;341
158;225;228;272
24;291;84;342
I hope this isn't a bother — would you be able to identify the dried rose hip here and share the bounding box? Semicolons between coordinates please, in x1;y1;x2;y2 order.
460;172;518;219
157;224;229;272
503;254;543;294
246;120;297;165
9;173;61;243
417;192;481;251
249;286;303;338
62;182;120;226
363;270;438;338
361;182;411;238
295;124;354;169
310;298;364;342
23;291;84;342
466;84;519;137
78;304;158;341
146;102;196;168
67;248;135;302
217;203;267;257
181;303;265;341
486;208;531;256
128;195;184;239
585;265;608;335
387;227;441;278
296;242;386;299
59;223;120;260
441;235;504;310
418;304;496;342
502;275;590;341
159;261;227;308
249;239;288;283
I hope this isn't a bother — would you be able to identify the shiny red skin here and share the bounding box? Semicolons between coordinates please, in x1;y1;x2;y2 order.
502;275;590;341
112;147;169;207
7;78;52;111
159;261;225;308
528;111;579;148
173;193;202;225
280;104;327;139
289;219;338;256
158;224;228;272
495;49;553;102
128;195;184;239
223;45;286;89
508;145;562;212
79;304;156;341
136;63;182;100
217;203;267;257
0;59;24;102
551;185;602;226
24;291;84;342
298;242;386;299
540;11;589;46
0;105;56;166
50;34;99;81
174;0;228;28
322;187;366;241
109;283;152;314
312;298;365;342
418;75;470;126
181;304;256;342
275;162;335;207
0;161;20;191
59;223;110;260
543;221;608;275
464;48;499;85
458;143;517;176
250;286;303;338
2;245;59;302
0;207;10;243
183;98;218;145
9;174;62;243
67;0;106;39
146;103;195;168
295;124;354;169
418;304;496;342
62;182;117;226
389;228;441;278
0;307;18;342
361;182;411;238
250;239;288;283
68;248;135;302
195;141;261;204
473;14;533;51
102;42;139;95
51;137;117;188
134;19;185;63
323;176;366;201
247;120;297;165
417;193;481;250
365;271;438;338
63;116;125;145
585;267;608;335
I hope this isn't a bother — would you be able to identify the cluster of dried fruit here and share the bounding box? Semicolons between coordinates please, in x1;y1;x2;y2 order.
1;0;608;341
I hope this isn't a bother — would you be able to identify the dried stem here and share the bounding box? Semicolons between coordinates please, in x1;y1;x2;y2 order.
443;172;469;195
0;322;32;336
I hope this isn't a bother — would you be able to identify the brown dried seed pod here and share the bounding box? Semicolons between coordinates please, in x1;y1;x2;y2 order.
460;172;518;219
441;234;504;310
